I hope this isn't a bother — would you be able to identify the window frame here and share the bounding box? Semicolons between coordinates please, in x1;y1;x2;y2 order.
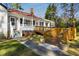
10;16;16;26
33;20;35;26
11;17;15;26
20;18;23;25
40;22;44;26
24;19;31;26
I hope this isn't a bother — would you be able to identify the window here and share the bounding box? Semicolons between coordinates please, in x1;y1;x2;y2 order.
24;20;31;26
20;18;23;24
46;23;48;27
36;22;38;26
11;18;15;26
40;22;44;26
41;22;44;26
33;20;35;26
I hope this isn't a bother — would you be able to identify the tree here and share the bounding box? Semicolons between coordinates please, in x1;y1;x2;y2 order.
11;3;23;10
59;3;69;28
45;4;57;20
45;3;58;27
68;3;79;27
60;3;69;21
61;3;68;17
60;3;79;27
2;3;23;10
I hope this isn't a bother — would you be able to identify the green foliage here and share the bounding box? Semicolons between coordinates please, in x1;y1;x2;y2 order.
76;21;79;32
45;3;79;28
76;26;79;32
45;3;57;21
11;3;23;10
69;39;79;48
67;18;76;27
59;22;67;28
60;3;69;17
31;34;44;44
55;18;67;28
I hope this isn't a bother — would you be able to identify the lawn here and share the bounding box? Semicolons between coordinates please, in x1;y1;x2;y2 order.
0;40;39;56
66;38;79;56
67;48;79;56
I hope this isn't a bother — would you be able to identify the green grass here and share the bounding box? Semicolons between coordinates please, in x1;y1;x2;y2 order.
66;37;79;56
67;48;79;56
0;40;39;56
77;32;79;36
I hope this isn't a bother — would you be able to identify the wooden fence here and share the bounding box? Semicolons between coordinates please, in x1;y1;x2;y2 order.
50;28;76;41
34;26;76;42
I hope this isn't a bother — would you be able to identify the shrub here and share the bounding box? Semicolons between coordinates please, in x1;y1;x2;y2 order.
31;33;44;44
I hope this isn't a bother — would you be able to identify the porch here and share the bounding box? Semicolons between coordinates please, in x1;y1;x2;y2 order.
9;16;34;38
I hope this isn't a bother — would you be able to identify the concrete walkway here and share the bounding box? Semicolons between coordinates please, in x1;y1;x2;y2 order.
19;40;70;56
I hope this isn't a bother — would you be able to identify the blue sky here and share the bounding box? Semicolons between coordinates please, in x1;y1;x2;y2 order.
21;3;49;18
3;3;79;18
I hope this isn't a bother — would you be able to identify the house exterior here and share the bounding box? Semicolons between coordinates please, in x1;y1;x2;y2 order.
0;4;55;39
0;4;8;38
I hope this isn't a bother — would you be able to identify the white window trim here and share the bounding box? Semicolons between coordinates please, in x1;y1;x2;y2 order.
9;16;16;26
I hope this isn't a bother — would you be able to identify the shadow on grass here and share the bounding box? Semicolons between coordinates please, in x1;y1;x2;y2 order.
0;40;39;56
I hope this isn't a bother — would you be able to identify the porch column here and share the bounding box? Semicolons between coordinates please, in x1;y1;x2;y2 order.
44;22;46;31
17;18;20;31
23;17;24;26
37;21;39;26
31;17;33;26
44;22;46;27
48;22;50;27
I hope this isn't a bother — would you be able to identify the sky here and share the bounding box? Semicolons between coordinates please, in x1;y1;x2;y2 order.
3;3;79;19
21;3;49;18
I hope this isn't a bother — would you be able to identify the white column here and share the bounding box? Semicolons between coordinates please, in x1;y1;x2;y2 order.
38;21;39;26
23;17;24;26
31;17;33;27
44;22;46;27
49;22;50;27
38;21;40;26
48;22;49;27
17;18;20;31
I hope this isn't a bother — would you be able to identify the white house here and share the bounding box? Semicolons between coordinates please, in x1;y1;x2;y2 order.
0;4;8;38
0;4;55;39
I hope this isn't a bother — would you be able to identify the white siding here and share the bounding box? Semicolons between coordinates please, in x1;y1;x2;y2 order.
0;5;8;38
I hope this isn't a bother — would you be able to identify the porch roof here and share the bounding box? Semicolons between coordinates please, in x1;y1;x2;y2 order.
8;9;41;20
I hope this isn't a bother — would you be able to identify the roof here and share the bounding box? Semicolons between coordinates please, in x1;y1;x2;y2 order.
0;3;7;9
8;9;41;19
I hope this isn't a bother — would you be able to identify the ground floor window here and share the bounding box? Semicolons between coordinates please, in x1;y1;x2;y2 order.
36;22;38;26
11;17;15;26
20;18;23;25
40;22;44;26
24;20;31;26
33;20;35;26
46;22;48;27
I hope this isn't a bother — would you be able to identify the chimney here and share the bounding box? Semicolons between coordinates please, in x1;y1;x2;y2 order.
30;8;34;15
